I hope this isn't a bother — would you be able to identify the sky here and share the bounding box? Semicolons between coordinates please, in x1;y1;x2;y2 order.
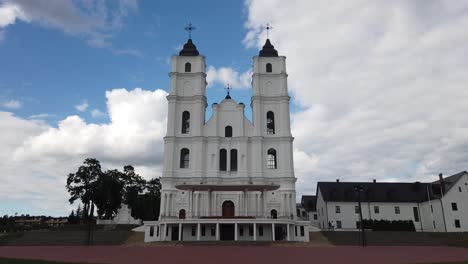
1;0;468;216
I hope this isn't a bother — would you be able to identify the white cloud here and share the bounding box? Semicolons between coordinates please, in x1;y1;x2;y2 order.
74;100;88;112
0;88;168;216
245;0;468;197
2;99;22;109
29;113;54;119
0;0;138;47
90;109;105;118
206;66;251;89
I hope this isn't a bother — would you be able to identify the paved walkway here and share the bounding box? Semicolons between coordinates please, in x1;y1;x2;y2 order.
1;245;468;264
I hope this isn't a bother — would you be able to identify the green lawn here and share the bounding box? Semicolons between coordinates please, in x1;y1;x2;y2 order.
0;257;88;264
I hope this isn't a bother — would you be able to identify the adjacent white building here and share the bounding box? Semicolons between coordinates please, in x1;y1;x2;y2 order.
310;171;468;232
142;36;311;242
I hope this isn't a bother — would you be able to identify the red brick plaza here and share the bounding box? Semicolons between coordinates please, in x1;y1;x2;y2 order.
1;246;468;264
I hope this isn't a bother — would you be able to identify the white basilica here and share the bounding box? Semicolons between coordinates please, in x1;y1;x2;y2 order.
143;35;311;242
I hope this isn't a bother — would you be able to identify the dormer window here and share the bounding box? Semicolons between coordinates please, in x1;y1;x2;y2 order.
266;63;272;73
185;62;191;72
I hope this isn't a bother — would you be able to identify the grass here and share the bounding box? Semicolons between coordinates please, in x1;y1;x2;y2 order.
0;257;88;264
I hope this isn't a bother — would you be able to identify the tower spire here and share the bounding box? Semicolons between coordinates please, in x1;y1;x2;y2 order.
265;23;273;39
185;22;196;39
179;22;199;56
225;84;232;99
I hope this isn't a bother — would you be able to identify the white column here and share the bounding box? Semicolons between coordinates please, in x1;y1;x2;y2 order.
163;224;167;241
244;190;248;216
216;223;220;240
178;223;182;241
286;224;290;241
253;223;257;241
262;190;267;218
158;224;161;241
197;223;201;241
239;193;242;216
167;193;172;217
208;190;211;216
234;223;238;241
160;194;165;217
272;223;275;241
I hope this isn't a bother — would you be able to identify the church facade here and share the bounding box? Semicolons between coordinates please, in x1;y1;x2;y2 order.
143;36;311;242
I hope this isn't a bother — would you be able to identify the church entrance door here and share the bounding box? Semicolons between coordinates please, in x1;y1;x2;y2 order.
222;201;235;218
220;224;235;240
171;226;179;241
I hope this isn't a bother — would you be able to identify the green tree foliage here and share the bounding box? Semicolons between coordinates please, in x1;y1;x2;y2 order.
94;170;124;219
128;178;161;221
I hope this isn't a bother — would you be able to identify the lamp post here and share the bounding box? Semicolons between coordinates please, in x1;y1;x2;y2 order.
354;185;366;247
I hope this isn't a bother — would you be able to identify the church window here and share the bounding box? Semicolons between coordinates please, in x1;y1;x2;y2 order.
179;209;186;219
211;227;216;236
191;225;196;236
149;226;154;237
180;148;190;168
225;126;232;137
249;226;253;236
394;206;400;214
185;62;191;72
266;111;275;134
295;226;297;236
266;63;272;73
239;226;244;236
267;148;277;169
259;226;264;236
271;209;278;219
182;111;190;134
220;149;227;171
230;149;238;171
201;226;206;236
300;226;305;236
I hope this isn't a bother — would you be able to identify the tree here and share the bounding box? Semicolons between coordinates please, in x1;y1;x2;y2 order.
66;158;102;245
68;210;76;224
129;177;161;221
94;170;124;219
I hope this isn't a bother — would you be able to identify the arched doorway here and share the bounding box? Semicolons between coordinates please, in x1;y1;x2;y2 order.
179;209;186;219
222;201;235;218
271;209;278;219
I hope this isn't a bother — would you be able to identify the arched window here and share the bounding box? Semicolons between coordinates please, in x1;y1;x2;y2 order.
185;62;191;72
220;149;227;171
182;111;190;134
179;209;186;219
267;111;275;135
225;126;232;137
266;63;272;73
271;209;278;219
230;149;237;171
180;148;190;168
222;200;235;217
267;148;277;169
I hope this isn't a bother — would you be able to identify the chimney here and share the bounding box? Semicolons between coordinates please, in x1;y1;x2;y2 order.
439;173;446;195
336;179;340;183
373;179;376;183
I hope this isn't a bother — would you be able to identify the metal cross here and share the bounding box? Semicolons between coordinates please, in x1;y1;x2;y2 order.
266;23;273;39
225;84;232;98
185;22;196;39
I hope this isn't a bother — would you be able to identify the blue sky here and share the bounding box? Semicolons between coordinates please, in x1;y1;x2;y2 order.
0;0;255;125
1;0;468;216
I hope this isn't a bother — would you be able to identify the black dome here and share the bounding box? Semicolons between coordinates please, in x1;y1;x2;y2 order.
259;39;278;57
179;39;199;56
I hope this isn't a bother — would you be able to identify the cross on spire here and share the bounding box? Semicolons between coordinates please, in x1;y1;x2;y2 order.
225;84;232;99
185;22;196;39
265;23;273;39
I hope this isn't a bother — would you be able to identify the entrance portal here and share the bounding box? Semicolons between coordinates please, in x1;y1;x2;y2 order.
222;200;235;218
275;225;284;241
220;224;235;240
171;226;179;241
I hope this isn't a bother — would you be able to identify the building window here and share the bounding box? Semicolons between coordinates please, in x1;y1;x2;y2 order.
355;206;360;214
201;226;206;236
157;226;159;236
297;209;300;217
225;126;232;137
300;226;305;236
191;225;196;236
295;226;297;236
180;148;190;168
452;203;458;211
433;221;436;229
259;226;264;236
181;111;190;134
266;111;275;134
149;226;154;237
336;221;342;229
266;63;272;73
211;227;215;236
335;206;341;213
356;221;361;229
374;206;380;214
185;62;191;72
413;207;420;222
313;214;317;220
459;187;462;192
166;226;169;237
220;149;227;171
230;149;238;171
179;209;186;219
239;226;244;236
249;226;253;236
271;209;278;219
302;211;306;217
395;206;400;214
267;148;277;169
455;219;461;228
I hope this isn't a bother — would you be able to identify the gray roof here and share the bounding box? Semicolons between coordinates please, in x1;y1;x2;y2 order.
317;171;467;203
301;195;316;212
